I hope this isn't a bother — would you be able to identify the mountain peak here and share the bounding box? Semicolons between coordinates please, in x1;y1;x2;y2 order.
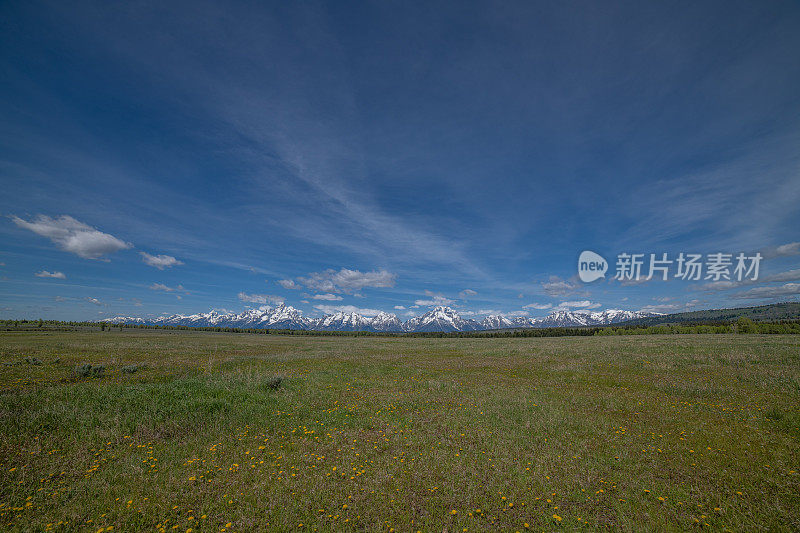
104;306;659;332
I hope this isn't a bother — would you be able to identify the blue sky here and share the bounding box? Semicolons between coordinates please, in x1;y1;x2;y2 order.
1;0;800;321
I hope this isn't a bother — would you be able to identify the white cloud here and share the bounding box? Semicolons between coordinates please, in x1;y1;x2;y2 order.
616;276;654;287
393;305;406;310
313;304;383;317
140;252;183;269
523;302;552;310
150;283;182;292
775;242;800;256
84;297;104;306
469;308;530;318
554;300;601;311
766;269;800;282
312;293;343;301
35;270;66;279
735;283;800;299
560;300;596;308
277;279;300;290
698;280;747;291
639;303;682;314
299;268;396;294
542;276;578;297
459;289;477;298
414;291;454;307
761;242;800;258
12;215;132;259
639;299;703;314
698;269;800;292
414;297;454;306
238;292;285;305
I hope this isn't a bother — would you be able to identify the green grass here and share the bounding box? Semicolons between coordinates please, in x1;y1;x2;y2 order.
0;330;798;532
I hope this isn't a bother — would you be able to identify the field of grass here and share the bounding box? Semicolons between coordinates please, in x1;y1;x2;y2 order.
0;330;798;532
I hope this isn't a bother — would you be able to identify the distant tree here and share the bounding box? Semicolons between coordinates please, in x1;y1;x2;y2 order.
735;317;755;333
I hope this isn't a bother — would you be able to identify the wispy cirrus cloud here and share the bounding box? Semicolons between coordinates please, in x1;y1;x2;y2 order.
140;252;183;269
35;270;66;279
277;279;300;290
621;142;800;249
11;215;132;259
298;268;396;294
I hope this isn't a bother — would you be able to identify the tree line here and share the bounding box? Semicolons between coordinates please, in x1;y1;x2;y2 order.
2;316;798;336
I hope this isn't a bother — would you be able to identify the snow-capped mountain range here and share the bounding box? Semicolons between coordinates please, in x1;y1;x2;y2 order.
102;305;660;332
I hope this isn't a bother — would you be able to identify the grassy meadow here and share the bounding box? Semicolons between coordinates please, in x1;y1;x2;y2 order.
0;330;798;532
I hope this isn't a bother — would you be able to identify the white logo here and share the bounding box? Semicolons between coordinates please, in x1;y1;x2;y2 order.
578;250;607;282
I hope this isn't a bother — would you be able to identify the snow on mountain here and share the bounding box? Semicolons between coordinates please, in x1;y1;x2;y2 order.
256;305;311;329
369;312;404;332
316;311;373;331
529;309;660;328
402;306;482;332
531;310;596;328
481;315;533;330
592;309;650;324
103;305;659;332
106;305;312;330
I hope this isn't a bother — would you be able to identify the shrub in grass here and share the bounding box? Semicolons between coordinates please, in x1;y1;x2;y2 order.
74;363;105;378
266;375;284;390
25;357;42;365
